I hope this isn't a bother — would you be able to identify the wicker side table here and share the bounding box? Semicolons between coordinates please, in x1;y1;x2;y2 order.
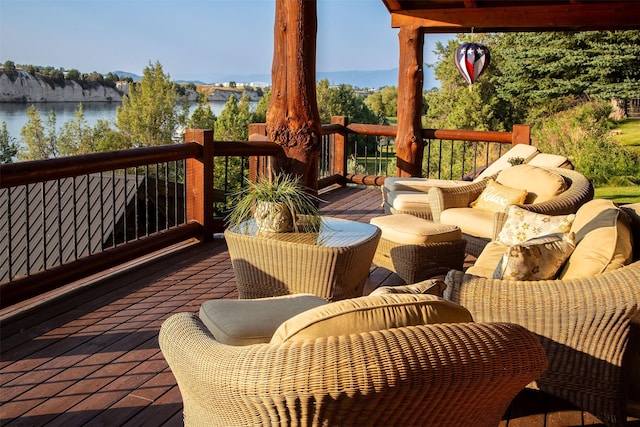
225;217;381;302
370;214;466;283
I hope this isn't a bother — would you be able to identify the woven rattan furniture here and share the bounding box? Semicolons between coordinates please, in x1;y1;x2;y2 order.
224;217;381;301
429;166;594;257
369;213;466;283
442;203;640;426
160;307;547;426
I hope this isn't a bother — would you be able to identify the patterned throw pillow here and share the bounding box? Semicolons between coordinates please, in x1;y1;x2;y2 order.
470;179;527;213
493;233;576;280
497;205;575;246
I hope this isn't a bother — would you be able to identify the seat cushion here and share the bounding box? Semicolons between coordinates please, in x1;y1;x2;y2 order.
470;179;528;213
496;165;567;204
559;199;633;279
441;207;495;239
270;293;473;343
526;153;571;169
199;294;328;346
370;214;462;245
473;144;540;182
386;191;432;214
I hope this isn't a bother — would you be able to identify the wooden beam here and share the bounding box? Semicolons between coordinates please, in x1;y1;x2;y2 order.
266;0;321;192
389;2;640;32
395;25;424;177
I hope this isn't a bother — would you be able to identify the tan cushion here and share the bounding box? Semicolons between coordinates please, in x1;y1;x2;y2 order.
199;294;327;346
497;205;575;246
470;179;527;213
271;293;473;343
559;199;633;279
441;207;495;239
526;153;570;168
384;177;469;192
370;214;462;245
386;191;432;213
496;165;567;204
493;233;576;280
621;203;640;261
466;240;510;278
473;144;540;182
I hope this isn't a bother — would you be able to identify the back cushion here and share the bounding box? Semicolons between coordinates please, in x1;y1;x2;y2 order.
497;165;567;204
559;199;633;279
270;294;473;343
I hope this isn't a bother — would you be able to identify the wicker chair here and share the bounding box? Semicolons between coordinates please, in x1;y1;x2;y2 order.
160;313;547;426
428;166;594;257
442;203;640;426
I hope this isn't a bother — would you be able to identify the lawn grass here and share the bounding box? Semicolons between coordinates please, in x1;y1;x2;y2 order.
611;119;640;152
594;186;640;204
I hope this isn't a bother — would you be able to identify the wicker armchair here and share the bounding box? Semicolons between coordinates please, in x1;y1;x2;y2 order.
429;166;594;257
160;313;547;427
442;203;640;426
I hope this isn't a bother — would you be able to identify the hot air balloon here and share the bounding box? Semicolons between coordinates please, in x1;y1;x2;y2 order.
454;42;491;85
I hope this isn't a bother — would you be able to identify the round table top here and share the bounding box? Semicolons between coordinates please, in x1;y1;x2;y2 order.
226;216;380;247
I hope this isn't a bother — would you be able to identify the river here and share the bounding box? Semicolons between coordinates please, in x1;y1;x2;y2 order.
0;101;254;143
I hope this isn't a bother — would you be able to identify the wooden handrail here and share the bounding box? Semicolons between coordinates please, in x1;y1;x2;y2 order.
0;143;203;188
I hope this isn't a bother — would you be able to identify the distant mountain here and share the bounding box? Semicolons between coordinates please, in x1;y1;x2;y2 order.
111;67;439;90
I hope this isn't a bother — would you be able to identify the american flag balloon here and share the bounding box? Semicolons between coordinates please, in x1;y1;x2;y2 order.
454;42;491;85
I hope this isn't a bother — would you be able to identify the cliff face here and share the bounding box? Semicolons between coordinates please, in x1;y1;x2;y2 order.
0;71;262;104
0;71;125;103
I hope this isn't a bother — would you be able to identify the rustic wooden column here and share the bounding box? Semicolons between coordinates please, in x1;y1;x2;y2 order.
266;0;321;192
395;25;424;177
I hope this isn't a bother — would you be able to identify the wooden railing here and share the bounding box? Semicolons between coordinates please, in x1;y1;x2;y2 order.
0;123;529;307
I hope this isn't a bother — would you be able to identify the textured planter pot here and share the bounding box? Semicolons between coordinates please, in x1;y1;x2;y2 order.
253;201;294;233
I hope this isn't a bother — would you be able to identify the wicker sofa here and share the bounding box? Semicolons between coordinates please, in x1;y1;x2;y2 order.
442;201;640;426
428;165;594;257
160;293;548;427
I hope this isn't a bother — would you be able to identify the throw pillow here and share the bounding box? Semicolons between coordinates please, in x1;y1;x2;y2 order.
470;179;527;213
493;232;576;280
497;205;575;246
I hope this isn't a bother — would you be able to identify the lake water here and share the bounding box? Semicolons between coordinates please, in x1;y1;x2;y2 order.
0;101;251;142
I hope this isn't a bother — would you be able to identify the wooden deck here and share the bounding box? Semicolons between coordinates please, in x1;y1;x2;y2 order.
0;185;627;426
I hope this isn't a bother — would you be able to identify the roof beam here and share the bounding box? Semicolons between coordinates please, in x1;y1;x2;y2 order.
389;2;640;33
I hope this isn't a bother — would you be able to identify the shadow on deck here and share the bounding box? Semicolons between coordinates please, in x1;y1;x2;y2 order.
0;185;624;426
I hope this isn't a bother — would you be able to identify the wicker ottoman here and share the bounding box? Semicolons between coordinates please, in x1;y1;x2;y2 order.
370;214;466;283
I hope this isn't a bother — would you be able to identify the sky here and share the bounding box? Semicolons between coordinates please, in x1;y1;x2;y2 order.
0;0;454;81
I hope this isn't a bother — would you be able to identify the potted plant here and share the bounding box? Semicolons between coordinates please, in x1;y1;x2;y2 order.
226;172;324;233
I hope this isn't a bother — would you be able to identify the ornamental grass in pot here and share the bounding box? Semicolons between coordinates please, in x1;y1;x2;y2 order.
226;172;324;233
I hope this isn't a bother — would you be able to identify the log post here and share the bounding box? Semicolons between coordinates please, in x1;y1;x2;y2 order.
185;129;215;241
395;25;424;177
266;0;321;192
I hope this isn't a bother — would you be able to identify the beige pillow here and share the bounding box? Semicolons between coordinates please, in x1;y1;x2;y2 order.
497;205;575;246
497;164;567;204
493;233;576;280
559;199;633;279
465;241;510;278
270;293;473;343
470;179;527;213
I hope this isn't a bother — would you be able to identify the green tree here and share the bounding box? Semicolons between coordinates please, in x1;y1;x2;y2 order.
316;79;378;124
1;122;19;163
364;86;398;120
57;103;94;155
215;94;253;141
92;119;128;152
253;89;271;123
116;61;188;147
493;31;640;120
19;106;58;160
424;35;516;131
187;102;217;130
66;69;81;81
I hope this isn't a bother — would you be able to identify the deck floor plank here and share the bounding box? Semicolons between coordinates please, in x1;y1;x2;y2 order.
0;185;626;426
